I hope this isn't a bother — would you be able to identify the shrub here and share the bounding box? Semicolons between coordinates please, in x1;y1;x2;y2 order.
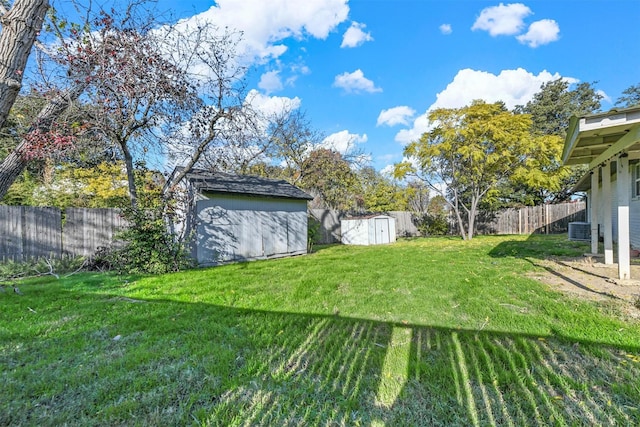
414;213;450;236
102;202;194;274
308;215;322;252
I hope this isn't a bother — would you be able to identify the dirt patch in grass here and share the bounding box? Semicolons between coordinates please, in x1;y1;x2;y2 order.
529;256;640;319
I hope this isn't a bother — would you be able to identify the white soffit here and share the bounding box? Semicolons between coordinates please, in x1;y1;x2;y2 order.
563;106;640;167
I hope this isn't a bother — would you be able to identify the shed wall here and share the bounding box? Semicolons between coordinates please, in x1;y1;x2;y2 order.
341;219;369;245
341;216;396;245
195;194;307;265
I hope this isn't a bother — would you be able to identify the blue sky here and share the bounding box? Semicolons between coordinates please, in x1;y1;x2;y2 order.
52;0;640;173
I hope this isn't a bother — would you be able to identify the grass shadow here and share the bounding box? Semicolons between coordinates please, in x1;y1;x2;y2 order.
2;285;639;426
487;234;591;260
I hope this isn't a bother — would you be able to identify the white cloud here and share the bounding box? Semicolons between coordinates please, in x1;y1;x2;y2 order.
380;164;396;177
291;63;311;75
597;89;612;104
258;70;284;94
333;69;382;94
471;3;531;36
433;68;573;110
395;113;431;146
377;106;416;127
439;24;452;35
394;68;577;145
516;19;560;47
320;130;367;155
245;89;301;117
172;0;349;65
341;21;374;48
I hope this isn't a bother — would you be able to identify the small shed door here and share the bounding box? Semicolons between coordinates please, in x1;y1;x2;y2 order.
374;218;390;244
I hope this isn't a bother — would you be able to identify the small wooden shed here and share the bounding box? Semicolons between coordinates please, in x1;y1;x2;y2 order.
341;214;396;245
174;169;313;266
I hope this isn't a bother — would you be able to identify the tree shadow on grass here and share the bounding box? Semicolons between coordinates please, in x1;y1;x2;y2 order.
2;286;639;426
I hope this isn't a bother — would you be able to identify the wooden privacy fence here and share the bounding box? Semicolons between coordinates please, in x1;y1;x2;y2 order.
1;202;586;260
0;206;127;261
473;202;586;236
311;202;586;244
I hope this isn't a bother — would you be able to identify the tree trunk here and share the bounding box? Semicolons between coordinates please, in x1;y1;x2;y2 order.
120;142;138;208
467;206;475;240
0;83;85;199
451;194;467;240
0;0;50;129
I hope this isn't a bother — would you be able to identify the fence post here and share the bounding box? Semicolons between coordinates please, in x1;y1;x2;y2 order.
545;204;549;234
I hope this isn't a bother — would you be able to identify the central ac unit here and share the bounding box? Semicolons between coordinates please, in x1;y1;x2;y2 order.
568;222;591;241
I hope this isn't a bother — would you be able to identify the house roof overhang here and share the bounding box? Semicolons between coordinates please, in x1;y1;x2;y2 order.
562;106;640;192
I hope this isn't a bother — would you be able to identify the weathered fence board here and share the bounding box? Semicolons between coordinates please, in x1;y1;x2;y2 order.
0;206;126;261
310;209;344;244
473;202;586;236
387;211;419;237
0;205;24;261
0;206;62;261
64;208;127;256
25;207;62;259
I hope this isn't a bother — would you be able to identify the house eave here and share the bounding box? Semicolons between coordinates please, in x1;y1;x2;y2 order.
562;106;640;185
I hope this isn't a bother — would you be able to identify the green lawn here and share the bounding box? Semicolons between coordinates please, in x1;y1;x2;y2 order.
2;235;639;426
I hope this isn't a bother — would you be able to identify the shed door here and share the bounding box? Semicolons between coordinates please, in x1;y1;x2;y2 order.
374;218;390;244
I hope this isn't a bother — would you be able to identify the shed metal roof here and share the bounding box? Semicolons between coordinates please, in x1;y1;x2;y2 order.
183;168;313;200
343;214;394;220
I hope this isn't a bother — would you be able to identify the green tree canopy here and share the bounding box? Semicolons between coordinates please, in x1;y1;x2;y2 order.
357;166;409;212
515;78;602;138
395;100;552;240
300;148;359;211
510;78;603;204
615;83;640;108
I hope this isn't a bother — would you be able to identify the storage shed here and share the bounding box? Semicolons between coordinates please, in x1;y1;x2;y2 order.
173;168;313;266
341;214;396;245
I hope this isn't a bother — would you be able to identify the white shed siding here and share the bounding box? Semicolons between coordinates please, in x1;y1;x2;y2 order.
341;219;369;245
195;194;307;265
341;216;396;245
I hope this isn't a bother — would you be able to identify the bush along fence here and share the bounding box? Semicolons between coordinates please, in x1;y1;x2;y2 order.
0;202;585;260
0;206;127;262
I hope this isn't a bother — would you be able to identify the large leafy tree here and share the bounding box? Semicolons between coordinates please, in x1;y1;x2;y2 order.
1;2;258;206
515;78;602;137
615;83;640;108
48;9;199;208
300;148;359;211
14;162;130;208
0;2;106;199
510;78;602;204
357;166;409;212
396;101;548;240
